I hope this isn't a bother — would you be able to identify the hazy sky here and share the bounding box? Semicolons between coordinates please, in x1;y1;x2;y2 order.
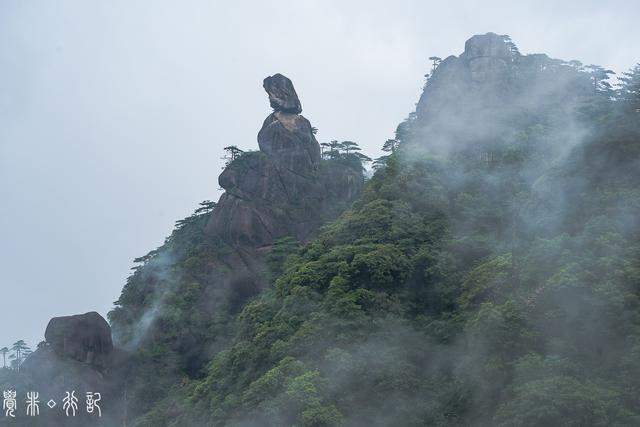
1;0;638;348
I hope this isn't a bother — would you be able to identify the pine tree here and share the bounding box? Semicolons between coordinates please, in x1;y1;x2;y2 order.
320;142;332;159
0;347;8;368
222;145;244;166
618;63;640;112
585;65;615;95
341;141;360;154
382;139;399;153
10;340;29;368
428;56;442;74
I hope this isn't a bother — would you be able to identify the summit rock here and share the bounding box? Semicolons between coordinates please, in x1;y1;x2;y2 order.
205;74;362;247
263;73;302;114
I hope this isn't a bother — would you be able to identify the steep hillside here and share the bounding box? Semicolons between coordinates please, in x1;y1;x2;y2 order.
3;34;639;427
146;34;639;426
105;74;365;422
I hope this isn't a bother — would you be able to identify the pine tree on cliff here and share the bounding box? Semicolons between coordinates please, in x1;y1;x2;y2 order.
428;56;441;75
585;64;615;95
382;138;398;153
0;347;8;368
341;141;360;154
320;142;331;158
325;140;342;159
618;64;640;112
222;145;244;165
11;340;28;368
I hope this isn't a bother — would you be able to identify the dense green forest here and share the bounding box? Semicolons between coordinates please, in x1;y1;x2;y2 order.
118;51;640;425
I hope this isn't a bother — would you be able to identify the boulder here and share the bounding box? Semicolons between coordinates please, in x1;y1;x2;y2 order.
461;32;514;60
45;311;113;368
263;73;302;114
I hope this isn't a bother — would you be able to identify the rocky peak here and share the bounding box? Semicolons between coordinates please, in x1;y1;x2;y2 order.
44;311;113;368
263;73;302;114
205;74;362;247
461;32;516;60
413;33;593;155
258;74;320;172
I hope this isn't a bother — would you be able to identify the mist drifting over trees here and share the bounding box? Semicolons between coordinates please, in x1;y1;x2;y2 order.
2;32;640;427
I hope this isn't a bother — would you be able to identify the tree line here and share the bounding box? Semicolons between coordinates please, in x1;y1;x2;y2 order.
0;340;32;370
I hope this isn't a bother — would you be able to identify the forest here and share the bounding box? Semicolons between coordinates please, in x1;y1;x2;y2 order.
2;34;640;426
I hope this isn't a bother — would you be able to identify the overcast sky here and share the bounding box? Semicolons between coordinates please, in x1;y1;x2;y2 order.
1;0;638;348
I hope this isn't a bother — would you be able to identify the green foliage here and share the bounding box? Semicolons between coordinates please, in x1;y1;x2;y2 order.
116;58;640;426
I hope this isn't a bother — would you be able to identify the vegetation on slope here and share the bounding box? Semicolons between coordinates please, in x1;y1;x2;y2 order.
145;64;640;426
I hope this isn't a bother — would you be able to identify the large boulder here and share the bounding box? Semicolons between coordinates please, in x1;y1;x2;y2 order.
45;311;113;368
19;313;127;426
263;73;302;114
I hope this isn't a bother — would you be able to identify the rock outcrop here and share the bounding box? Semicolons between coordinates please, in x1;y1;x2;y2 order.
263;73;303;114
44;311;113;369
206;74;363;248
18;312;126;426
413;33;593;154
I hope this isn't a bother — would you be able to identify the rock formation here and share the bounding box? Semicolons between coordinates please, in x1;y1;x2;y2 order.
44;311;113;369
263;73;303;114
206;73;362;248
18;312;125;425
413;32;593;155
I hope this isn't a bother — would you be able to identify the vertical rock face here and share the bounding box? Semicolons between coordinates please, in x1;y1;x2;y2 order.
205;74;363;247
258;111;321;175
413;33;593;154
461;33;515;84
416;33;517;124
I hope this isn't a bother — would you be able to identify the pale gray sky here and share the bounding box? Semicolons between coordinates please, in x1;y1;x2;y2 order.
1;0;638;348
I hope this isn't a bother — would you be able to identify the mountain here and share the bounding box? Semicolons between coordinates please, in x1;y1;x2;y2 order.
163;33;639;426
3;33;639;426
0;72;365;426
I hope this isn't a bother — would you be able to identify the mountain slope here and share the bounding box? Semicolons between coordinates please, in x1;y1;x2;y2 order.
151;34;640;426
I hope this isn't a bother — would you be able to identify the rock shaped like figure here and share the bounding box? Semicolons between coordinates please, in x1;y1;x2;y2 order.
206;74;362;248
263;73;302;114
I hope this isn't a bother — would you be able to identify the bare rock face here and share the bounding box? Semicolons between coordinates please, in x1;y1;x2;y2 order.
461;32;514;60
263;73;302;114
45;311;113;369
413;32;593;155
258;111;321;174
206;74;362;248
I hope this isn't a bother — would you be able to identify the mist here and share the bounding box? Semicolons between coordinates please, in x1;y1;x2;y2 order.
1;0;639;378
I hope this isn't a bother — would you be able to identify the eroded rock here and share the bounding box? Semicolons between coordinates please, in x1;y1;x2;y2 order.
45;311;113;369
205;74;362;247
263;73;302;114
